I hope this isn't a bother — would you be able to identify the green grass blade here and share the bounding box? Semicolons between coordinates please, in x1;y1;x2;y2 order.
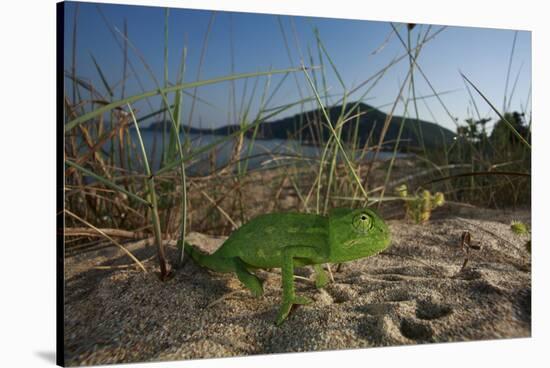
503;31;518;112
127;103;169;279
460;72;531;149
301;66;369;201
65;67;309;132
187;11;216;128
89;52;114;98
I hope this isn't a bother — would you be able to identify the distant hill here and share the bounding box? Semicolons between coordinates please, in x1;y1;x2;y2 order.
145;102;456;151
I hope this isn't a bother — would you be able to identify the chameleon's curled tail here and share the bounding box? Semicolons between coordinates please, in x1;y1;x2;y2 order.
183;242;234;273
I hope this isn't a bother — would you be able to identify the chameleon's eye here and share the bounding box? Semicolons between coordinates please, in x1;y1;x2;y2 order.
352;212;373;234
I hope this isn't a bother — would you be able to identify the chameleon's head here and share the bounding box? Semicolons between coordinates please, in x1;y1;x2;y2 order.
328;207;391;263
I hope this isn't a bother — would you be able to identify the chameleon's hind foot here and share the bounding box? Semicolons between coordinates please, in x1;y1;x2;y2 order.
234;258;264;298
275;295;313;325
239;274;264;298
313;264;329;289
247;279;264;298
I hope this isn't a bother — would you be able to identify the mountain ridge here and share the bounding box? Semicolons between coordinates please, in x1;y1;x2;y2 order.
145;102;456;150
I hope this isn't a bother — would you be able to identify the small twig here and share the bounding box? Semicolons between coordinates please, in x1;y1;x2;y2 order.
326;263;335;283
458;230;482;272
421;171;530;186
456;217;517;248
294;275;314;284
382;251;444;276
455;217;530;272
92;255;157;270
459;231;470;271
206;290;246;308
263;269;318;285
460;231;471;271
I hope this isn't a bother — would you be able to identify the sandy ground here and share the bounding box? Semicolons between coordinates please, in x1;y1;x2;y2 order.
63;204;531;366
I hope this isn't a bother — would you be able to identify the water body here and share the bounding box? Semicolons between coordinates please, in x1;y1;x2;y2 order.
103;130;401;176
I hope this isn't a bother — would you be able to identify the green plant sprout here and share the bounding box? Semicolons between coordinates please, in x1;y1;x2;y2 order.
396;184;445;223
510;220;531;253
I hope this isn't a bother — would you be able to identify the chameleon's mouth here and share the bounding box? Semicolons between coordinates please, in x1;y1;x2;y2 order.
342;239;360;249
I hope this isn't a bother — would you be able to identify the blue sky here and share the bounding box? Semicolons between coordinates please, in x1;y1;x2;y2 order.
64;1;532;133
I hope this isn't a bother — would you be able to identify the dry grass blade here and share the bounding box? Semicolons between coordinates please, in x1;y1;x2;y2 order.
191;182;238;230
64;209;147;273
64;227;146;239
65;159;150;207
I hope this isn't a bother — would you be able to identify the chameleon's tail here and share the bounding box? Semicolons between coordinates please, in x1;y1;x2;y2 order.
183;243;234;273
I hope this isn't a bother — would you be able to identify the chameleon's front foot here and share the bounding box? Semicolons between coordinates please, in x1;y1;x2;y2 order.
275;295;313;325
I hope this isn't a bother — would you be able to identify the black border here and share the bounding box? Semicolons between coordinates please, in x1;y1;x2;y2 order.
56;2;65;367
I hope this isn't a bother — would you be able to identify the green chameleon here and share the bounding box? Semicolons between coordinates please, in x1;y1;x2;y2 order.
184;207;391;325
